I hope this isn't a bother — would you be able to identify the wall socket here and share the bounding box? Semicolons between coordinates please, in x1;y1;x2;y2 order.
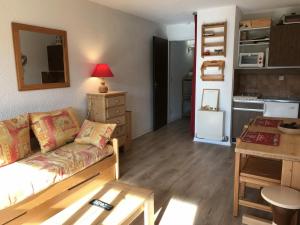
278;75;285;81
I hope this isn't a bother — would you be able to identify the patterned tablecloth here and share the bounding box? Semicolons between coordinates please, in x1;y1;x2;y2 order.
254;118;283;128
241;131;281;146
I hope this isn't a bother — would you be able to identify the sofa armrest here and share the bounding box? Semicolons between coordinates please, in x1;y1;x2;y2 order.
111;138;119;180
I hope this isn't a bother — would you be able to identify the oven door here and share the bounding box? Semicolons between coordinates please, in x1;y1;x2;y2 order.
232;102;264;141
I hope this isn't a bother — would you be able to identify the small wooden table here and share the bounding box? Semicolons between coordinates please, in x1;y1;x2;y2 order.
8;180;154;225
233;117;300;217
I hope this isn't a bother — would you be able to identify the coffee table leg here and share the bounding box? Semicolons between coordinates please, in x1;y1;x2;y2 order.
144;193;154;225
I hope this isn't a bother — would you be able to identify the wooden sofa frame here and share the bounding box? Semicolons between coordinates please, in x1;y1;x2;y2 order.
0;139;119;225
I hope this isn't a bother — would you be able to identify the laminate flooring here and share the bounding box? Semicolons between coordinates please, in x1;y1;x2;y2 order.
119;119;268;225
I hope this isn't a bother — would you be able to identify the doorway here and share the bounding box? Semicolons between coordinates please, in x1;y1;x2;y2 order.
168;40;194;123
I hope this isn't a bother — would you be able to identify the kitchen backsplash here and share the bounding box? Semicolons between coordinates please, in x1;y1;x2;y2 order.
234;69;300;98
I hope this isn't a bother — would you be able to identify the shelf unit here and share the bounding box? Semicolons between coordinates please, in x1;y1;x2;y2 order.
237;26;271;69
202;22;227;57
201;60;225;81
204;42;225;47
240;26;271;31
182;76;192;118
239;43;269;47
240;38;270;43
204;32;224;38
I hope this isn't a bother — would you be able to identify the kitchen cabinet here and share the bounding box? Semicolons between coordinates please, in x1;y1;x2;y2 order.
182;76;192;117
269;24;300;67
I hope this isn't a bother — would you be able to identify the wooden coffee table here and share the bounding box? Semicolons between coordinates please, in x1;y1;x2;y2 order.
8;179;154;225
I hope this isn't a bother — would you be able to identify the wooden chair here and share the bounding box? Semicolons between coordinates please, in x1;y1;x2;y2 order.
243;187;300;225
233;153;282;216
261;186;300;225
242;214;272;225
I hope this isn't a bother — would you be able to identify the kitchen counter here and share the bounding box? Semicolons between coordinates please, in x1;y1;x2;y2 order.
262;97;300;103
233;96;300;103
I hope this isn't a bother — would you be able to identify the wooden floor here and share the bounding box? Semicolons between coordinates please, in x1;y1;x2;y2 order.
119;119;245;225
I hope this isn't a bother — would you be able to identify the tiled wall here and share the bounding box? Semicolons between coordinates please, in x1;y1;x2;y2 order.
235;69;300;98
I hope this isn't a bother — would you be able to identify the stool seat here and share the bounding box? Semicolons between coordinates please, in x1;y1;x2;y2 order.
261;186;300;210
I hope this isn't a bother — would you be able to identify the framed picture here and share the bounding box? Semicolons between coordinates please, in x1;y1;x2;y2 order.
201;89;220;111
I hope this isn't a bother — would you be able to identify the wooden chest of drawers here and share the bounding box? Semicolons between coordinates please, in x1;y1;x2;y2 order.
87;91;130;150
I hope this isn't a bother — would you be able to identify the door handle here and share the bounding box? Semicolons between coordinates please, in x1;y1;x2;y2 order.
233;108;264;112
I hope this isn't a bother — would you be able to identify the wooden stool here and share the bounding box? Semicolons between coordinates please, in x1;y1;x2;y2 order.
261;186;300;225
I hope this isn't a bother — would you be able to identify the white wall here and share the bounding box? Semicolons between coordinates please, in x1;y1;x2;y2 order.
0;0;166;139
166;23;194;41
194;5;240;146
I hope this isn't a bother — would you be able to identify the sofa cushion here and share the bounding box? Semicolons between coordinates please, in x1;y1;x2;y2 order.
0;142;114;210
31;107;80;153
75;120;116;150
0;114;31;167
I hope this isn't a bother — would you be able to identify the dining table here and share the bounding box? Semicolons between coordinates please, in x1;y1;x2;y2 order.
233;117;300;217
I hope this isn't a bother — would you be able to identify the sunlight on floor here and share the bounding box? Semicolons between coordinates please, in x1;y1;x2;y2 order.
158;198;198;225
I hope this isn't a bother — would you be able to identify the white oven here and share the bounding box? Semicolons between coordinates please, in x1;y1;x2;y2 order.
239;52;264;68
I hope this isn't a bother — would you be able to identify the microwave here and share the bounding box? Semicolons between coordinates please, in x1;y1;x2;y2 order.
239;52;264;68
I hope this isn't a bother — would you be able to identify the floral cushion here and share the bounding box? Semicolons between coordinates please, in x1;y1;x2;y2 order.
0;142;114;210
30;107;80;153
0;114;31;167
75;120;116;149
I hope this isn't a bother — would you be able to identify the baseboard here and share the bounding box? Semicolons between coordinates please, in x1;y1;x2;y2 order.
193;137;232;147
132;128;153;140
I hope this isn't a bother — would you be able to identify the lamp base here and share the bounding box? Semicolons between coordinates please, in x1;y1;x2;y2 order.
99;81;108;93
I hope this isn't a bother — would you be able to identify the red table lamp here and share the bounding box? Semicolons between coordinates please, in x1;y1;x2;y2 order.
91;64;114;93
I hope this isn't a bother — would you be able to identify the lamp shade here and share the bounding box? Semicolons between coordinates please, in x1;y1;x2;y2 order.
91;64;114;78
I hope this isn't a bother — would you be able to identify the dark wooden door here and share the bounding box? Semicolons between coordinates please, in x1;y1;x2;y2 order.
47;45;64;71
153;36;168;131
269;24;300;67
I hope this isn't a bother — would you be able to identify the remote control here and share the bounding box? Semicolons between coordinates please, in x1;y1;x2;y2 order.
89;199;113;211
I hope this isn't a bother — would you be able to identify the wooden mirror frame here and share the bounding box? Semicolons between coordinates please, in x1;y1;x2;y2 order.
12;22;70;91
201;89;220;111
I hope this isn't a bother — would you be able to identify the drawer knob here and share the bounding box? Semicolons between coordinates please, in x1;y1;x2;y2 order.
116;120;120;124
115;99;120;102
116;110;120;113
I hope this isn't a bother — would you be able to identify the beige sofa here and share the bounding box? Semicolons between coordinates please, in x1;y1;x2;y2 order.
0;113;119;224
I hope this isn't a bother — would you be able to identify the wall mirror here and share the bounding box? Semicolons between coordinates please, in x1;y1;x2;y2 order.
12;22;70;91
201;89;220;111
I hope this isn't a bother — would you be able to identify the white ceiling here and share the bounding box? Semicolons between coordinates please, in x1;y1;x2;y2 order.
90;0;300;24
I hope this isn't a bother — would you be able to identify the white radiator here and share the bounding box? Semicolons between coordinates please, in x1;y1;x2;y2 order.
196;110;224;141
